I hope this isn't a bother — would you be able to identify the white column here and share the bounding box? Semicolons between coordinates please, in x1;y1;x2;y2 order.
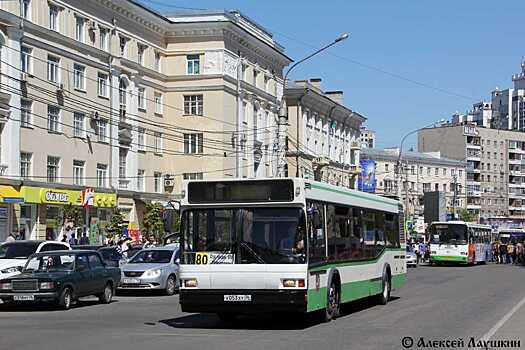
109;68;121;189
128;75;140;191
2;28;23;178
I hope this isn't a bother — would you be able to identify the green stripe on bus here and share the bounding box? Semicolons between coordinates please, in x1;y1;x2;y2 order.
431;255;468;262
308;248;404;273
310;183;399;209
307;273;407;312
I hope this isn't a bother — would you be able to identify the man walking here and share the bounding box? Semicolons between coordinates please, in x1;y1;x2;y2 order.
517;240;524;265
79;230;90;245
499;242;507;264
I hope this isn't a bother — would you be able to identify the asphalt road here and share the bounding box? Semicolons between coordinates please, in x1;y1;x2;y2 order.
1;263;524;350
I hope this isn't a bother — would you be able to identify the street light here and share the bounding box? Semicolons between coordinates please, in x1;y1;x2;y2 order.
277;33;349;177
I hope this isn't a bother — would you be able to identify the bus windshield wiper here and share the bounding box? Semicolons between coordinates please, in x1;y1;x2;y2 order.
239;241;265;264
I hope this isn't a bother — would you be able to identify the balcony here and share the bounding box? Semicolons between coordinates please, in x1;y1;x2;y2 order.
509;169;523;176
467;203;481;210
0;91;11;124
118;121;132;145
509;158;522;165
467;190;482;197
508;147;525;154
118;178;130;190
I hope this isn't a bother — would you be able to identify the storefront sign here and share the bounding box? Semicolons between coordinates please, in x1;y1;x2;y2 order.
20;186;116;208
463;125;478;136
43;190;70;204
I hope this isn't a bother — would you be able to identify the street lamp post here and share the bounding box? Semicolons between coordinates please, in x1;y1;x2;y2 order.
277;33;349;178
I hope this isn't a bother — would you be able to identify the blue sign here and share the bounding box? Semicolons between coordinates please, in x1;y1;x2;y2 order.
358;159;377;193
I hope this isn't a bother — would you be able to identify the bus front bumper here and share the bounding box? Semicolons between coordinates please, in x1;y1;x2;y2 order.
180;289;307;313
430;255;468;263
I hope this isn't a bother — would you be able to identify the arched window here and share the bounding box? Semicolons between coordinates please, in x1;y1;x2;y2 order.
119;78;128;121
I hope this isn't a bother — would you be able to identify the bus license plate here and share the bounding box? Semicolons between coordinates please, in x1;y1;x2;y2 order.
224;295;252;302
14;294;35;301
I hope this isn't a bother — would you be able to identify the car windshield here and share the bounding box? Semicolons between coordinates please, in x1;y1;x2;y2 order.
129;250;173;264
23;254;75;272
430;224;468;244
0;242;40;259
182;207;306;264
99;248;121;261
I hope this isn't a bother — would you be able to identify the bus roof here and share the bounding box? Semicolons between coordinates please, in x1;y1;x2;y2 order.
430;221;491;229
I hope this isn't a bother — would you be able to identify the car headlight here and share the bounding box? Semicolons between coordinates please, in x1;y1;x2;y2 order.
0;282;12;290
39;282;55;290
143;269;162;278
1;266;22;274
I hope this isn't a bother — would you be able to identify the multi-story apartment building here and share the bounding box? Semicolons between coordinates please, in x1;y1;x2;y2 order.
0;0;291;240
418;123;525;223
285;79;365;188
451;102;493;127
491;61;525;130
360;127;375;148
360;148;466;219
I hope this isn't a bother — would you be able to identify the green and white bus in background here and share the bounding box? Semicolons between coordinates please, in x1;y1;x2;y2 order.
178;178;406;321
428;221;492;265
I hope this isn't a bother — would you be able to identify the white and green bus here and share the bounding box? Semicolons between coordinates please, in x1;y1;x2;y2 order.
178;178;406;321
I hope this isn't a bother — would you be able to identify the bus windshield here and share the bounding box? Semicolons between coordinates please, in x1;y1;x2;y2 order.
430;224;468;244
182;207;306;264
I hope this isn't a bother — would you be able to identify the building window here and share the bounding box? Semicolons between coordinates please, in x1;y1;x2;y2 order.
183;173;203;180
97;72;108;97
73;160;85;185
119;148;127;179
73;64;85;90
385;164;389;172
154;172;162;193
154;93;163;114
154;132;163;154
184;95;203;116
427;167;431;176
184;133;203;154
137;127;146;151
20;152;32;179
49;5;58;31
21;0;31;20
73;112;85;138
443;168;447;176
443;184;447;192
47;105;60;132
47;55;59;83
97;119;108;143
423;183;431;192
99;28;108;51
21;99;32;128
96;164;107;188
119;78;127;121
253;69;258;87
154;52;161;72
138;88;146;110
75;16;85;42
119;36;128;57
410;165;415;175
137;169;145;192
47;156;60;183
21;46;32;73
434;168;438;176
434;183;438;191
186;54;200;75
137;44;146;65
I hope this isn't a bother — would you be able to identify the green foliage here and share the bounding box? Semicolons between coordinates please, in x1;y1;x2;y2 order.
106;208;124;240
459;208;477;223
60;204;83;226
143;202;165;241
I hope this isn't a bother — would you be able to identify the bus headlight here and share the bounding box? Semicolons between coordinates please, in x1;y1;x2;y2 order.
431;251;436;254
282;279;305;288
184;279;198;288
460;252;468;255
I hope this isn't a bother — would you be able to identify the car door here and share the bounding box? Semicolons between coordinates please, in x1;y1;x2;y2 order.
87;253;106;293
75;254;94;296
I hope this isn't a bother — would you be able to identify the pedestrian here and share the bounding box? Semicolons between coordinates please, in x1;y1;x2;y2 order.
507;242;515;265
5;232;16;242
143;234;157;249
493;242;499;264
79;230;90;245
68;232;78;246
413;241;420;264
515;240;523;265
419;241;427;263
499;242;507;264
61;234;68;243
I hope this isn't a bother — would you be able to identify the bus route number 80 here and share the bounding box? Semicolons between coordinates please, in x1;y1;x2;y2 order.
195;252;209;265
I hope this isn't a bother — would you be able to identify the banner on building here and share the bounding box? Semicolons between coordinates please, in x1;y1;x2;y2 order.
358;159;377;193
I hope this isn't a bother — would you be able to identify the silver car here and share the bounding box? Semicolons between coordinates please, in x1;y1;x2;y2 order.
406;246;418;267
118;247;179;295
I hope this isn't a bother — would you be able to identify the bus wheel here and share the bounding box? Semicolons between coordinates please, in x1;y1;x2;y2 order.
217;312;238;323
323;280;340;322
378;273;391;305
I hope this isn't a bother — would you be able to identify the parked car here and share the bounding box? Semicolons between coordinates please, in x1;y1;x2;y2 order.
0;241;70;280
72;245;103;251
0;250;121;310
162;232;179;246
98;245;143;268
119;247;179;295
406;246;418;267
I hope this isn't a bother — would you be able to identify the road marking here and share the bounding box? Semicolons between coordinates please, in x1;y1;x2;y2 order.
480;293;525;341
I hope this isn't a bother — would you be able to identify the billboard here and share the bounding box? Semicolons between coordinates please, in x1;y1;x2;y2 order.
358;159;377;193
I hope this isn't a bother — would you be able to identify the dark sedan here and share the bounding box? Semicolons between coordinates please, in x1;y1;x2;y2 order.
0;250;121;310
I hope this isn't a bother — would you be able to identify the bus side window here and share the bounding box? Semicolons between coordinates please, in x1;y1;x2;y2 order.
349;208;363;259
308;201;326;264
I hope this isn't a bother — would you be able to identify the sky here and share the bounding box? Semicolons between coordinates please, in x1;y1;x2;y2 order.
140;0;525;149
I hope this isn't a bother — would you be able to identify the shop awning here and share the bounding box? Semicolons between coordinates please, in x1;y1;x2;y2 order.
0;185;24;203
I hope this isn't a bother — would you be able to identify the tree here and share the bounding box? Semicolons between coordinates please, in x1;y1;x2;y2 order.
106;208;124;241
459;208;477;223
60;204;83;227
142;202;165;242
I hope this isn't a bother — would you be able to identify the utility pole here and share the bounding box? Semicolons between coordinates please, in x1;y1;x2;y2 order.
277;33;349;177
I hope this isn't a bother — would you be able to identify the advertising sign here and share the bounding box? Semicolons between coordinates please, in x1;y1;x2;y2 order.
358;159;377;193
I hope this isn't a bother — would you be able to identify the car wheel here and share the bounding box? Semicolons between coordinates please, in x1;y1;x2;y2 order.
165;275;176;296
99;283;113;304
58;288;72;310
